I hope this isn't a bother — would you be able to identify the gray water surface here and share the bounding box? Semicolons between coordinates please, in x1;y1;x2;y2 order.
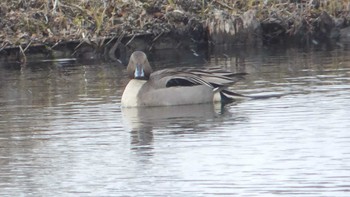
1;47;350;196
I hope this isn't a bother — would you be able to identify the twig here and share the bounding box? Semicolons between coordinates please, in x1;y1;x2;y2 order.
106;31;125;46
19;45;27;65
53;0;59;13
108;32;125;61
213;0;235;10
72;38;87;56
23;40;32;52
74;40;85;50
125;34;136;46
105;34;118;46
0;42;8;52
60;2;85;13
18;41;32;64
152;31;164;42
148;31;164;51
51;41;60;49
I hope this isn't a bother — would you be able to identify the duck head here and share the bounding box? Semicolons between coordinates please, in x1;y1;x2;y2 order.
127;51;153;80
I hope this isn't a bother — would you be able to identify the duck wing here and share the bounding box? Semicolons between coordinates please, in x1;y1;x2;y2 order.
149;67;246;89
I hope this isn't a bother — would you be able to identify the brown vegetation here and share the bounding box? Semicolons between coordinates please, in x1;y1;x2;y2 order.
1;0;350;58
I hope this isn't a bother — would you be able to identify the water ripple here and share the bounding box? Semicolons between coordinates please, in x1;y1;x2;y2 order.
1;48;350;196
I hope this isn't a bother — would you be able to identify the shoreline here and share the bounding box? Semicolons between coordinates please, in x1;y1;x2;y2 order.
1;0;350;63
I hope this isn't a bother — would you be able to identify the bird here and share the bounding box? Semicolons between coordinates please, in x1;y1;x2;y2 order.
121;51;247;107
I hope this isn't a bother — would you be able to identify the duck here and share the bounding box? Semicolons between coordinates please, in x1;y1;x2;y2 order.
121;51;247;107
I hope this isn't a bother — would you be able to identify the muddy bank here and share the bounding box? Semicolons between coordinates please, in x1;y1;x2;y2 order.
1;0;350;63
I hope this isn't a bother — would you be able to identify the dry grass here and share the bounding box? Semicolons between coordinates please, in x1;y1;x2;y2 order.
0;0;350;49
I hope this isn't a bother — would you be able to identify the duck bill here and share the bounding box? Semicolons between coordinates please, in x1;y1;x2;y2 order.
134;64;145;79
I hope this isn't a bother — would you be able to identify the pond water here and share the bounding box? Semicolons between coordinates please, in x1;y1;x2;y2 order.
1;46;350;196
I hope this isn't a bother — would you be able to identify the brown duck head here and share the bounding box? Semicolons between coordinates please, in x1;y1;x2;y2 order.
127;51;153;80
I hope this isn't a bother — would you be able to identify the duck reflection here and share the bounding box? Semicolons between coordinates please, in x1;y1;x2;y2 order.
122;103;226;150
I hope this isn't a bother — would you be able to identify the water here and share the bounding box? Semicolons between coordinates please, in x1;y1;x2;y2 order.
1;47;350;196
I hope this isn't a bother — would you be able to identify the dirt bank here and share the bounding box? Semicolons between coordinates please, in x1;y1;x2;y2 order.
1;0;350;63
